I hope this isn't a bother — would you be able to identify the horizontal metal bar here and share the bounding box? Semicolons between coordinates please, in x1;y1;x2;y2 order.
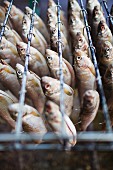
0;132;113;143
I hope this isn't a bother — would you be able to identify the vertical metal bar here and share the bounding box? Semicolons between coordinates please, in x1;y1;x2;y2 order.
102;0;113;25
57;0;67;146
79;0;112;132
0;0;14;43
15;0;38;134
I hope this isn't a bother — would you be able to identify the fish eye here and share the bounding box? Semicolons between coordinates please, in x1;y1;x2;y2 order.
77;56;81;60
52;29;56;34
47;56;52;60
16;70;22;77
23;20;27;24
45;84;50;89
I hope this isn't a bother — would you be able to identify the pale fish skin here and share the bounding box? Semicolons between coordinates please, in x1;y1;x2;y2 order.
0;36;23;68
25;6;50;43
80;90;100;131
22;15;47;55
16;63;46;114
73;49;96;104
50;27;72;64
41;76;74;116
3;0;24;35
86;0;103;25
96;20;113;57
8;103;47;143
16;41;50;77
91;6;106;43
0;24;23;46
45;49;76;88
99;41;113;77
44;100;77;147
0;90;16;130
0;59;20;98
68;0;84;22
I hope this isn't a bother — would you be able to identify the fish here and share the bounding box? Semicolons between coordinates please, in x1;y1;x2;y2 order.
0;24;23;46
80;90;100;131
91;5;106;43
45;49;76;88
68;0;83;22
99;41;113;77
22;14;47;55
0;36;23;68
50;27;72;64
25;6;50;43
3;0;24;35
73;49;96;104
86;0;103;25
96;20;113;58
110;5;113;34
44;100;77;147
8;103;47;137
16;41;50;77
0;59;20;98
16;63;46;114
0;90;16;130
41;76;74;116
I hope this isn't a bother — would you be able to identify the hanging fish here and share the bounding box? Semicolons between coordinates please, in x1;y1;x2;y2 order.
3;0;24;35
22;14;47;55
16;63;46;114
8;103;47;143
16;41;50;77
44;100;77;147
0;90;16;130
41;76;74;116
0;59;20;98
45;49;76;88
25;6;50;43
80;90;100;131
99;41;113;77
73;49;96;104
0;24;23;46
0;36;23;68
91;5;106;43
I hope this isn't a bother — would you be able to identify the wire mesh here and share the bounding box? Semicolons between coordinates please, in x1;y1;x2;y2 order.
0;0;113;152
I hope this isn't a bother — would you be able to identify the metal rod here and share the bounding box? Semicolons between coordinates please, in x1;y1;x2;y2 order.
79;0;112;132
0;0;14;43
15;0;37;134
57;0;67;146
101;0;113;25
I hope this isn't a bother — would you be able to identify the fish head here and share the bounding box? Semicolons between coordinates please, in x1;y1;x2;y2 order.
46;49;58;67
25;6;32;18
16;42;26;60
76;32;85;48
16;63;24;79
22;15;30;33
74;49;86;67
93;6;101;20
102;41;113;60
83;90;95;107
98;20;106;35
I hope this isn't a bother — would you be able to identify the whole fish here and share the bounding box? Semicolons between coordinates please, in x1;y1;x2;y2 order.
8;103;47;141
0;36;23;68
99;41;113;77
16;41;50;77
50;27;72;64
16;63;46;114
0;59;20;98
45;49;76;88
91;6;106;43
3;1;24;35
0;24;23;46
86;0;103;25
73;49;96;104
41;76;74;116
0;90;16;130
80;90;100;131
22;14;47;55
25;6;50;43
110;5;113;34
44;100;77;147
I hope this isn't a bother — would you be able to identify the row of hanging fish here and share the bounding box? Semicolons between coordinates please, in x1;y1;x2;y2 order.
0;0;112;147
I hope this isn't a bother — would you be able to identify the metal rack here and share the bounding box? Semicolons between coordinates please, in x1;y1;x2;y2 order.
0;0;113;153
